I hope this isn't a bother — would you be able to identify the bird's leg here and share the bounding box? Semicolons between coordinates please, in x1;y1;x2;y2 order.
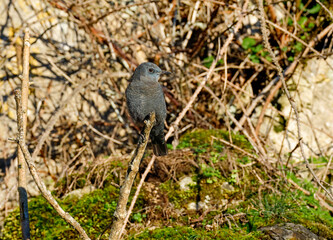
138;131;146;144
138;116;152;144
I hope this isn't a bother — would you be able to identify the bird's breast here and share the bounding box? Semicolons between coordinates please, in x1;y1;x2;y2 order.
126;81;166;123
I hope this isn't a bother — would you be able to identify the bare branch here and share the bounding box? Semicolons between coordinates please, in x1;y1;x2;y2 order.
109;112;156;240
17;28;31;240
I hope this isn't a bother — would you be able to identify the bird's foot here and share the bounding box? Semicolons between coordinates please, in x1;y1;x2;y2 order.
138;133;146;144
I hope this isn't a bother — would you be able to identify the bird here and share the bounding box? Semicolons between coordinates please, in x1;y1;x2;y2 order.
126;62;169;156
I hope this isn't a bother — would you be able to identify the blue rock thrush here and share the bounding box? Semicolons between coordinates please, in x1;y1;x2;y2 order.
126;62;169;156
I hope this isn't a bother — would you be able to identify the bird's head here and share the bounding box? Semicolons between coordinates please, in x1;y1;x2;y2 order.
131;62;170;83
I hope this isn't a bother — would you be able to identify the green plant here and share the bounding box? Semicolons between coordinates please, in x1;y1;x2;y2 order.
229;169;239;184
210;152;225;163
202;55;224;68
242;37;271;63
132;212;147;223
200;163;222;184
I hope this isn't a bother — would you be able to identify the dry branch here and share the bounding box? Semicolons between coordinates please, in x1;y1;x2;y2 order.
118;155;156;238
17;28;31;240
204;85;269;165
15;90;90;240
109;112;156;240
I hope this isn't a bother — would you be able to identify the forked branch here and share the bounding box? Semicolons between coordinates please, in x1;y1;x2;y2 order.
15;90;91;240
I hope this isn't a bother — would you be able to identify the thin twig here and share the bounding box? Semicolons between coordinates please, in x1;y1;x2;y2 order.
315;194;333;212
211;136;259;161
265;19;323;57
80;117;122;145
44;55;75;84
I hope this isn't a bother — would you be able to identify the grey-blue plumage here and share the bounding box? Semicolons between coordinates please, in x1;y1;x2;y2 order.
126;62;168;156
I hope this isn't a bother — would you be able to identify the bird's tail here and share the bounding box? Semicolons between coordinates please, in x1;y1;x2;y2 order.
151;134;168;156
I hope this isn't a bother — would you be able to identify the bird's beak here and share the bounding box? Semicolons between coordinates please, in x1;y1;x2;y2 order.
161;70;171;75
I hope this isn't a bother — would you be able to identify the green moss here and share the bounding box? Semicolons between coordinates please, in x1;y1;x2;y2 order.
178;129;252;152
3;129;333;240
129;226;265;240
2;185;119;239
160;180;197;209
301;220;333;239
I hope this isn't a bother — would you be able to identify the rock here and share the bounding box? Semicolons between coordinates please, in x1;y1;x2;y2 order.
187;195;210;210
63;185;95;199
259;223;320;240
221;182;235;192
179;176;195;191
187;201;207;211
254;56;333;159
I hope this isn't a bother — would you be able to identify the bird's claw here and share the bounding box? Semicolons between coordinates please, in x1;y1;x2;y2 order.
138;133;146;144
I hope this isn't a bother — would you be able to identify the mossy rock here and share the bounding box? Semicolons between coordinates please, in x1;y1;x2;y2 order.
301;221;333;239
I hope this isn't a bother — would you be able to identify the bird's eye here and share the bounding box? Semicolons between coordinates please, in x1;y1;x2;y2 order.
148;68;154;73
